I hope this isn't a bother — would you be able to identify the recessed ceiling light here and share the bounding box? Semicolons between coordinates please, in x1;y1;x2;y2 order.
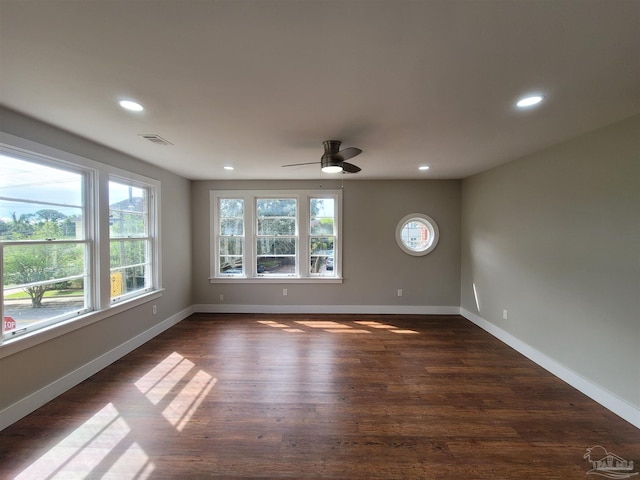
119;100;144;112
419;165;430;171
223;166;234;171
516;95;544;108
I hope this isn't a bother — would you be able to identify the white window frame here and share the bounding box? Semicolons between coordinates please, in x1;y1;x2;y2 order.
395;213;440;256
0;151;94;339
255;195;299;277
210;189;342;283
108;176;159;304
217;197;246;276
0;132;162;354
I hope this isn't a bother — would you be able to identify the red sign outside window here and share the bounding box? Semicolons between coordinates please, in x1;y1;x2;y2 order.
3;316;16;331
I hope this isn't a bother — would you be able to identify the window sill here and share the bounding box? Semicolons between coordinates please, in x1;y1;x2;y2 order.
0;289;164;360
209;277;343;284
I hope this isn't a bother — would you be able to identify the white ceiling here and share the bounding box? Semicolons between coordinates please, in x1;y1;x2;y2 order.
1;0;638;180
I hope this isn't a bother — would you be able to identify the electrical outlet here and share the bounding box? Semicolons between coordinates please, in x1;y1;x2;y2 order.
220;294;224;302
397;289;403;297
503;309;508;320
152;305;157;315
283;288;288;296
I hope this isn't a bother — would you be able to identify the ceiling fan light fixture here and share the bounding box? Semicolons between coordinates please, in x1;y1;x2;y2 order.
322;165;343;174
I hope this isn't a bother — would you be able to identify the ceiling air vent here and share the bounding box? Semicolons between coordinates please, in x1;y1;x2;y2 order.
138;134;173;146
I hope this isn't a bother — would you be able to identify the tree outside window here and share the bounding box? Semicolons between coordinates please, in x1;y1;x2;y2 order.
1;155;88;334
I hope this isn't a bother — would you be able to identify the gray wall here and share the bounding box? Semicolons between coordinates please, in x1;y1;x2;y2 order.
460;114;640;409
0;108;193;412
192;179;461;309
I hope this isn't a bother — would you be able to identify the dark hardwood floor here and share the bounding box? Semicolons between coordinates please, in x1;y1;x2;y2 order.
1;314;638;479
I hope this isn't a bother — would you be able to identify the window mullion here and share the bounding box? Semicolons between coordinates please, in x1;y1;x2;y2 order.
0;244;4;342
299;194;308;276
246;194;255;276
96;172;111;310
334;193;341;277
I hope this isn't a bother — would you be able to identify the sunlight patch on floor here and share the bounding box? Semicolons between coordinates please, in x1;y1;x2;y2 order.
135;352;193;405
294;320;371;334
135;352;218;431
323;328;371;334
257;320;304;332
15;403;154;480
355;321;396;329
295;320;351;329
257;320;289;328
162;370;217;431
255;319;420;334
355;320;419;334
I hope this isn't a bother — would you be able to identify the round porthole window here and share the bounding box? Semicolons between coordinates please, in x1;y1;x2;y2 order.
395;213;439;256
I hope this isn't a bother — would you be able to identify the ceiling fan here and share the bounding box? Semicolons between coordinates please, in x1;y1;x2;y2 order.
282;140;363;173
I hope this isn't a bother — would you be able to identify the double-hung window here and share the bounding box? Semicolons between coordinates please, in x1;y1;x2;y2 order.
1;135;161;344
1;152;91;337
256;198;297;276
211;190;342;282
218;198;245;275
309;197;336;275
109;179;155;302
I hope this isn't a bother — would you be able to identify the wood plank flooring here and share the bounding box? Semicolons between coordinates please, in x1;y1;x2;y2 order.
1;314;638;479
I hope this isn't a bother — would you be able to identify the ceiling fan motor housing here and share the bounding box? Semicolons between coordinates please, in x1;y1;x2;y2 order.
323;140;342;155
321;155;341;169
322;140;342;169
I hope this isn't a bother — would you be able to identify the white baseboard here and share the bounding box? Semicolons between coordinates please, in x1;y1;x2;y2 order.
460;308;640;429
193;304;460;315
0;305;194;431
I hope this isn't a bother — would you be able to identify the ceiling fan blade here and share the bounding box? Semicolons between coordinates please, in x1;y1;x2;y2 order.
335;147;362;162
341;162;361;173
282;161;320;167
